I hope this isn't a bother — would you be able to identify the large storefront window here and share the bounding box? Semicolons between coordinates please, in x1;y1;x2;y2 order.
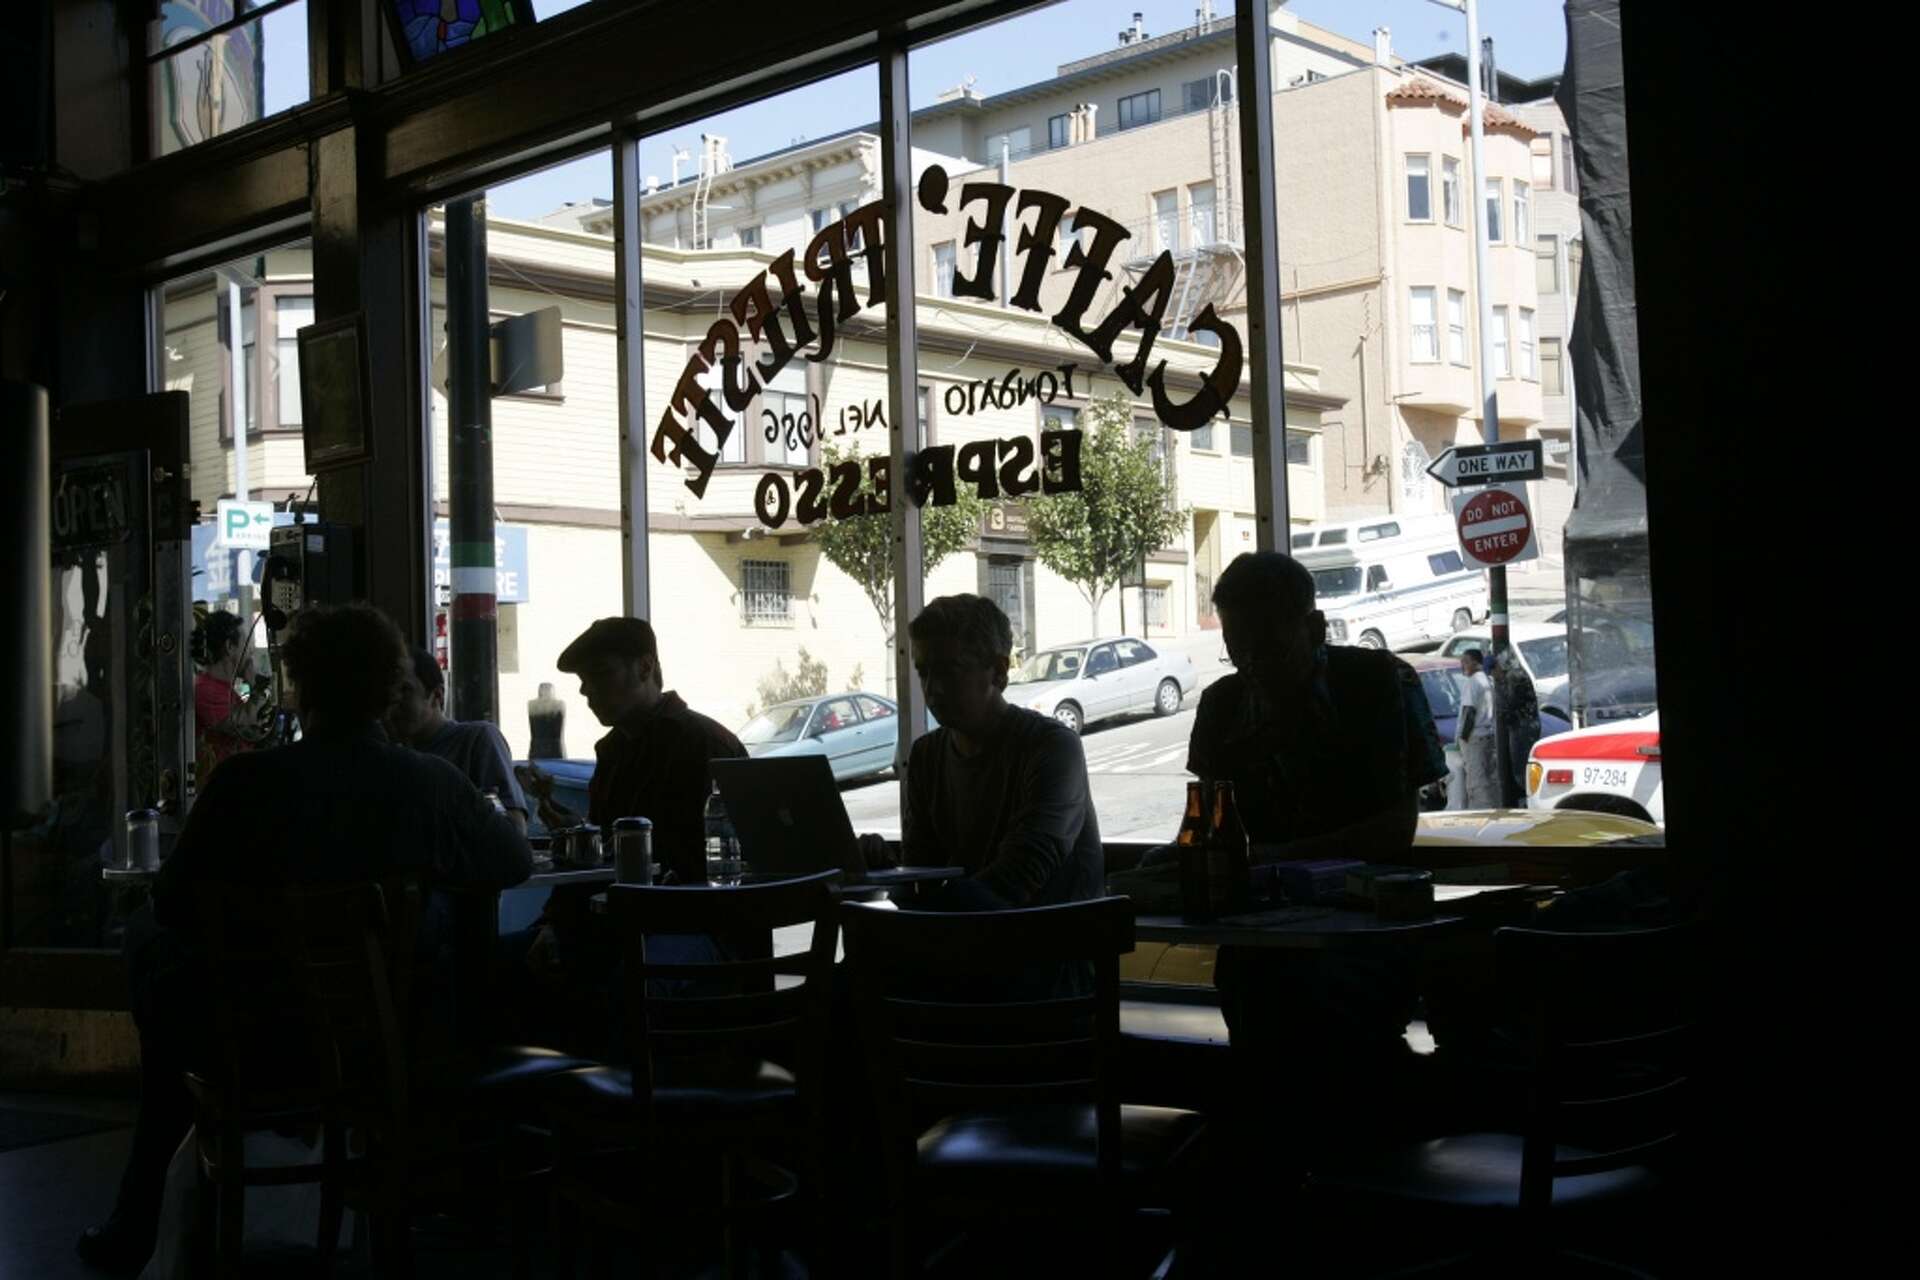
423;151;614;764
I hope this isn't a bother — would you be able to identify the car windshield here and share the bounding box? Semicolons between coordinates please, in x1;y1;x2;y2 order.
1520;635;1571;679
737;703;812;745
1013;648;1086;683
1421;669;1462;718
1311;566;1362;597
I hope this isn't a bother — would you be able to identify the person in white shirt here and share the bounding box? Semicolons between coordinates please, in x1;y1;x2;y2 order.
1456;648;1501;808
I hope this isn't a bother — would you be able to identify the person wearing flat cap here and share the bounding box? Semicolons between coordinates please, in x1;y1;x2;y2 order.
543;615;746;886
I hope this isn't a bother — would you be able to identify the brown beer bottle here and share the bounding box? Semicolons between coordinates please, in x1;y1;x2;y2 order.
1207;780;1252;912
1176;780;1215;921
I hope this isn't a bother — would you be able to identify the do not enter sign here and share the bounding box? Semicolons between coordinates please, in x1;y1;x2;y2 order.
1452;484;1538;567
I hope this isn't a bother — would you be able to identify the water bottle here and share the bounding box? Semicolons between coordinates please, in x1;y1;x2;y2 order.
704;783;743;887
124;809;161;872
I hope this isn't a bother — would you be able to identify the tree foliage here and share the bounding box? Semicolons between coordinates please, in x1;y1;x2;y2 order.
1025;392;1189;631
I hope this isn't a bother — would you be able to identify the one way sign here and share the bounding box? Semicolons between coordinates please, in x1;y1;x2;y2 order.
1425;440;1545;487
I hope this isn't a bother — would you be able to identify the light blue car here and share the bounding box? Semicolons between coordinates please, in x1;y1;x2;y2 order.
738;691;933;784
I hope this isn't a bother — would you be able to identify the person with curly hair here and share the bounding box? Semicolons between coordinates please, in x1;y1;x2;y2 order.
79;603;532;1275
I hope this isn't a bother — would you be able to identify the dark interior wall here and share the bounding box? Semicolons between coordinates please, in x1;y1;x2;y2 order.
1619;2;1800;1266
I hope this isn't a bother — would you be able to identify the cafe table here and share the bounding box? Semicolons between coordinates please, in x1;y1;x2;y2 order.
1131;884;1553;949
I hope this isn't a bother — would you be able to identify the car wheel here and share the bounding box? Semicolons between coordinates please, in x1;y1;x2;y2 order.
1451;609;1473;632
1358;630;1386;650
1053;702;1083;735
1154;679;1182;716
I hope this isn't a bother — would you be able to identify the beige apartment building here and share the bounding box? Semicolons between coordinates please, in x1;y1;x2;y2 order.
165;207;1335;760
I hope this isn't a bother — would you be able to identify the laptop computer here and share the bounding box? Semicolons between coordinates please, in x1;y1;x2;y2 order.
708;756;962;887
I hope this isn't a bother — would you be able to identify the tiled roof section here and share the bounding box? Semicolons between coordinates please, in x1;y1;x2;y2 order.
1385;73;1539;141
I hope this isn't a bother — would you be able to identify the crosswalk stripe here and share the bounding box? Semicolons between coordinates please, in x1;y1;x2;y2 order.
1109;747;1188;773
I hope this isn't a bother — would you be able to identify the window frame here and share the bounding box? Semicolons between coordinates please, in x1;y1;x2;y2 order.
1485;177;1505;243
1405;153;1433;223
219;279;314;443
1409;285;1440;364
931;240;957;298
738;223;763;249
1491;305;1512;379
1540;336;1565;396
1442;155;1462;227
740;558;794;626
1519;307;1536;380
1514;180;1531;247
1536;234;1560;293
1447;288;1468;366
1048;113;1070;149
1117;88;1162;131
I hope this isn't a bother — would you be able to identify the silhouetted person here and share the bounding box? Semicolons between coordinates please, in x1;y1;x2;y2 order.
78;605;531;1275
1495;647;1541;806
873;593;1102;912
389;647;529;833
1186;553;1429;1179
191;608;266;786
1456;647;1500;808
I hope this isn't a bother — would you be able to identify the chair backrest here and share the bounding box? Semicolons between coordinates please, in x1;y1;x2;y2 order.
606;870;842;1113
1494;922;1696;1212
838;896;1136;1189
195;878;413;1116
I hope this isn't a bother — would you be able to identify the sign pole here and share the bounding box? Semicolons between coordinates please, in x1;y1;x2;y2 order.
1464;0;1514;806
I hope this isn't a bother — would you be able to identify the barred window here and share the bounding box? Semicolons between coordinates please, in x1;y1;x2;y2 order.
741;560;791;623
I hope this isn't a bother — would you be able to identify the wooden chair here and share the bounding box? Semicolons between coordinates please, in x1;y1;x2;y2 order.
543;870;843;1278
1307;922;1696;1277
839;896;1208;1279
188;877;417;1279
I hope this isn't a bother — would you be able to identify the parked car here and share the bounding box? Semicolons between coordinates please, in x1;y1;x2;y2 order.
1545;663;1659;726
1119;806;1663;984
1526;712;1664;825
737;691;921;784
1434;621;1576;706
1008;637;1199;735
1400;654;1573;809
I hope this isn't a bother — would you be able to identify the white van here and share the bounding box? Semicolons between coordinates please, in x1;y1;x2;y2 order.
1293;514;1487;650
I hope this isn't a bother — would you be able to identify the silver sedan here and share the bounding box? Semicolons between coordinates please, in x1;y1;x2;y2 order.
1006;637;1199;735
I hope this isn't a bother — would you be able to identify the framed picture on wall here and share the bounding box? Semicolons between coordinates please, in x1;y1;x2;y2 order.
296;313;374;472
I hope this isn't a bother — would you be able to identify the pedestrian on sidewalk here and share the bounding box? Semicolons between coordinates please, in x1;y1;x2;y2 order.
1456;648;1500;808
1495;648;1541;807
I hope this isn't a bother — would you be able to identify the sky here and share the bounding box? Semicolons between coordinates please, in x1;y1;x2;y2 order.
252;0;1566;222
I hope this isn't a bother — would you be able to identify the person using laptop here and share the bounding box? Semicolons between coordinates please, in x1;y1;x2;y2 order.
866;594;1103;911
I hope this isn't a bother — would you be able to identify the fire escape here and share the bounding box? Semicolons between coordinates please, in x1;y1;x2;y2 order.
690;134;731;250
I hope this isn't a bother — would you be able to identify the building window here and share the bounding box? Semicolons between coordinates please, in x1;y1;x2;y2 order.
741;560;791;624
1230;424;1252;456
1048;113;1070;149
1286;430;1311;467
1189;181;1217;245
1192;420;1215;451
1118;89;1161;131
917;384;929;435
1401;438;1433;507
1531;136;1554;189
1409;286;1439;363
1144;584;1170;631
1447;289;1468;365
839;199;864;249
1057;213;1083;264
762;364;811;466
274;294;312;428
1514;181;1530;246
810;207;832;233
1442;156;1462;226
1519;308;1536;380
231;297;257;437
1536;234;1559;292
1153;190;1179;253
932;242;956;298
1540;337;1564;395
739;223;762;249
696;359;748;464
985;126;1030;160
1406;155;1432;222
1485;178;1504;243
1562;135;1577;196
1491;306;1511;378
